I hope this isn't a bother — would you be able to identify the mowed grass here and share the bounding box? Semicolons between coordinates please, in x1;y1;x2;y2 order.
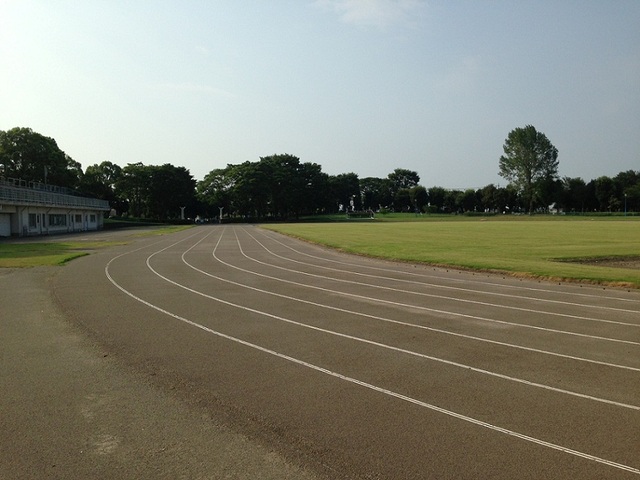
0;225;193;268
0;242;119;267
263;217;640;287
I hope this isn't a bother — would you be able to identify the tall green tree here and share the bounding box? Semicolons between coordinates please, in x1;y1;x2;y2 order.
394;188;412;212
197;166;235;219
296;162;329;216
115;163;152;217
427;186;446;212
615;170;640;212
443;189;463;213
79;161;123;210
229;161;270;219
624;183;640;213
560;177;588;212
198;155;330;220
260;154;302;219
499;125;559;213
459;189;478;212
0;127;82;188
329;173;361;213
148;164;196;220
360;177;392;211
478;184;500;212
409;185;428;212
614;170;640;192
387;168;419;208
388;168;420;191
115;162;195;219
594;176;617;212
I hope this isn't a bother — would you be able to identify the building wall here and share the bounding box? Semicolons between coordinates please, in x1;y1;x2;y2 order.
0;213;10;236
1;179;109;237
4;206;104;237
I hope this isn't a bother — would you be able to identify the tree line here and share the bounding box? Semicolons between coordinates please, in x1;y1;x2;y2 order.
1;126;638;221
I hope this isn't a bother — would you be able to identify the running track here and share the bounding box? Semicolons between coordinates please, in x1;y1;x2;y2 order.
54;225;640;479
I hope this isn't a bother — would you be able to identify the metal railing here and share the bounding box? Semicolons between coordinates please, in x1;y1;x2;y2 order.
0;177;110;210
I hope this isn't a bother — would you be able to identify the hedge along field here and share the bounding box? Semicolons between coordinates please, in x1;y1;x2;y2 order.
262;217;640;288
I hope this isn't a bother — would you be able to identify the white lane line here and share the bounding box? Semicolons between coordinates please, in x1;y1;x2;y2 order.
104;232;640;476
245;228;640;326
199;236;640;373
200;240;640;372
172;230;640;409
258;227;640;307
225;229;640;347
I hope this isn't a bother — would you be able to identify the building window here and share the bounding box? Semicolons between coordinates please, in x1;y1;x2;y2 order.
29;213;37;228
75;214;82;223
90;214;96;223
49;214;67;227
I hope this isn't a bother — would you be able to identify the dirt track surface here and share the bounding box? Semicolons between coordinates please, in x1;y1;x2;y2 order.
2;225;640;479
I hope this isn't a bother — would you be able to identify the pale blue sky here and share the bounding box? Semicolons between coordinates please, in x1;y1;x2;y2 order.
1;1;638;188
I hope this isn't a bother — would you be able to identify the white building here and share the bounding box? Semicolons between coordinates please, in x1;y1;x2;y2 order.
0;178;110;237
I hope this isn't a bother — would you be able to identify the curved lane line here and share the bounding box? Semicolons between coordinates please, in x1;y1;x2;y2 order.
227;228;640;346
201;228;640;372
257;228;640;307
176;229;640;408
103;227;640;476
245;228;640;327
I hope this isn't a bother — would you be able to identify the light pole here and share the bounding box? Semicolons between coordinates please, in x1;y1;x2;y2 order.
624;193;627;217
218;206;224;224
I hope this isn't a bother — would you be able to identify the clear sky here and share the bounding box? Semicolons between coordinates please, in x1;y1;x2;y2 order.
1;1;638;189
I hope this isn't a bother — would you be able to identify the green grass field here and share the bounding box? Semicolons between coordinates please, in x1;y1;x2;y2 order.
0;225;193;268
263;216;640;288
0;242;113;267
2;219;638;287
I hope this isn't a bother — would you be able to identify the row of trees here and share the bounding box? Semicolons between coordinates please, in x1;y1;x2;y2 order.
0;127;83;187
82;161;197;219
196;155;424;219
424;173;640;214
1;126;638;220
496;125;639;214
0;127;197;220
